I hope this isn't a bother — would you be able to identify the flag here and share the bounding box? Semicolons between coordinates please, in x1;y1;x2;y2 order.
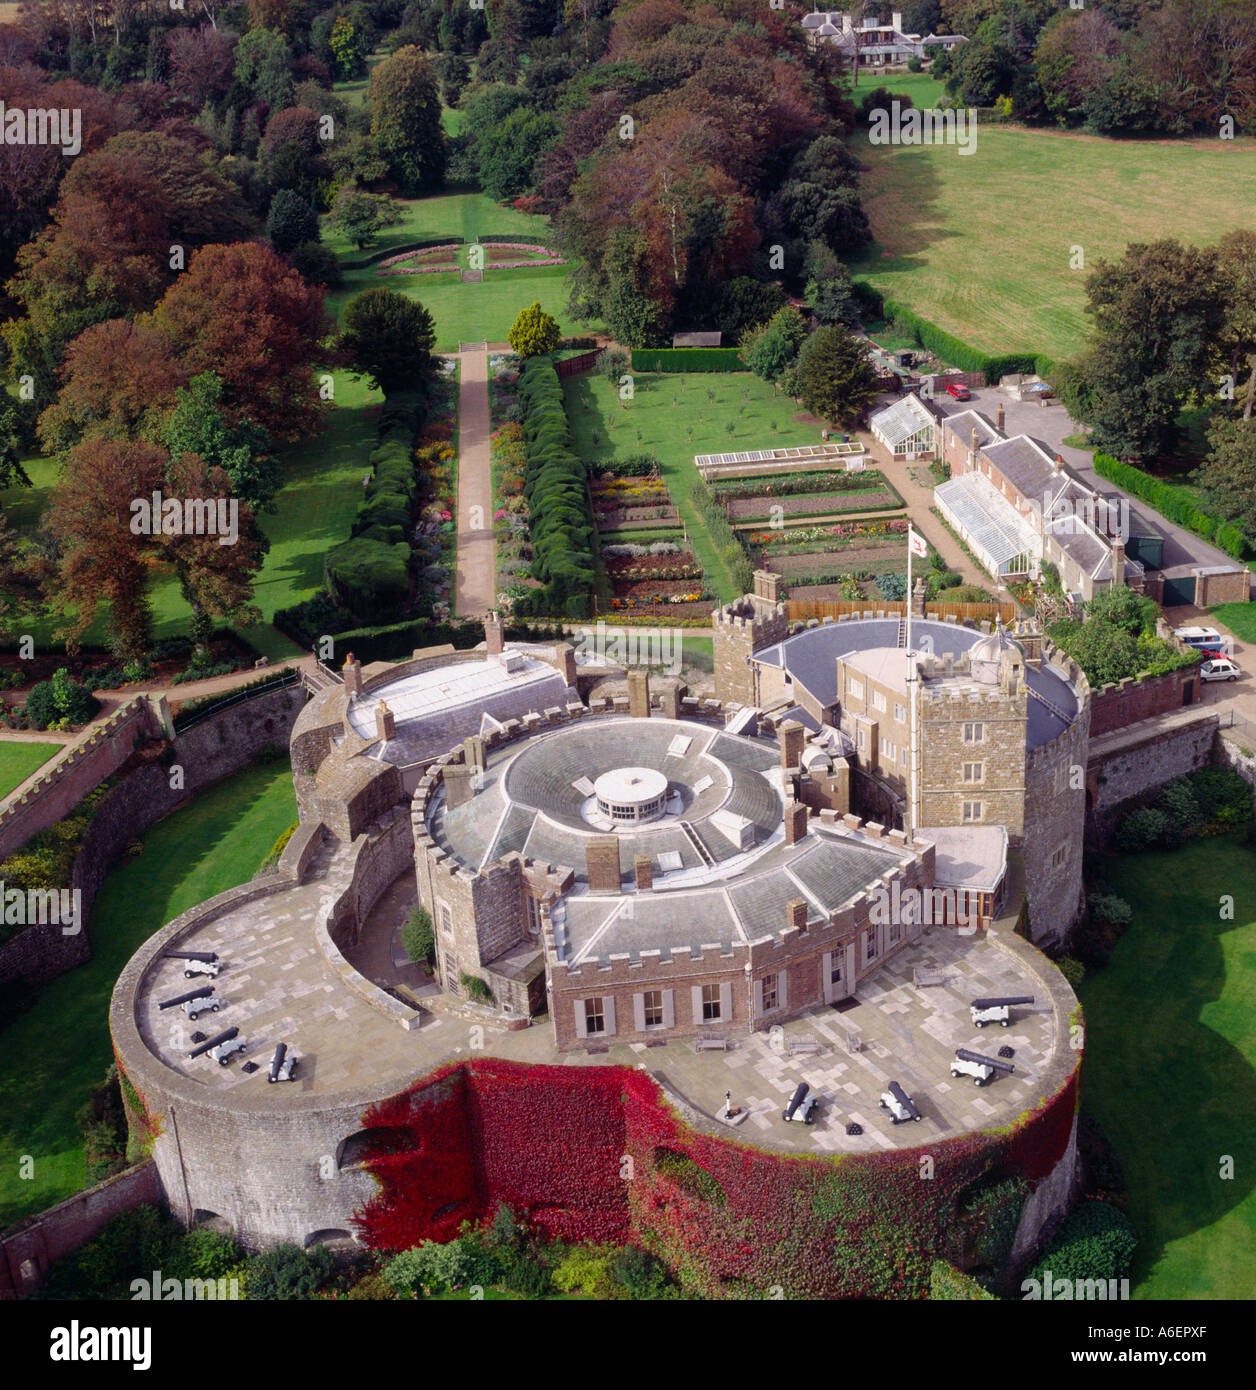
909;528;928;559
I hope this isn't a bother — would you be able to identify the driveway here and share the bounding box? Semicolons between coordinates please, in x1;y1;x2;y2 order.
935;387;1246;579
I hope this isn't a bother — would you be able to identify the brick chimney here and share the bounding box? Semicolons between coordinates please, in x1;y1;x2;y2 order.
996;402;1005;433
780;719;806;771
634;854;653;891
444;763;476;808
753;569;782;607
627;669;650;718
586;837;622;892
342;652;363;697
1111;537;1126;588
786;897;809;933
375;700;395;742
484;610;504;655
784;800;809;845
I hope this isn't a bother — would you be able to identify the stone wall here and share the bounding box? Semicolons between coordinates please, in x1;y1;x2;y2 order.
0;683;307;989
0;1160;163;1299
0;697;163;863
1086;713;1219;845
1194;567;1250;606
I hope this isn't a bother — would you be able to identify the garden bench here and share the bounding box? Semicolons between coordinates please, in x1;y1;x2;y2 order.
694;1034;729;1052
913;968;947;988
786;1033;821;1057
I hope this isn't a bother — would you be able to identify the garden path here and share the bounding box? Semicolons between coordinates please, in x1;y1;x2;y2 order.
453;346;496;618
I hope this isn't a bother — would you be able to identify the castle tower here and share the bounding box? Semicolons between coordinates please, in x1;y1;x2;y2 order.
712;573;790;706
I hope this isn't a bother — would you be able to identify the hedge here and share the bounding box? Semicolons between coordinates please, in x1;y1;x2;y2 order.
628;348;746;373
855;283;1053;384
1093;453;1246;558
512;356;598;619
930;1260;996;1300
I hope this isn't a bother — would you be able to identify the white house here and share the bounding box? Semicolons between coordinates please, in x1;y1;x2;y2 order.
800;12;968;66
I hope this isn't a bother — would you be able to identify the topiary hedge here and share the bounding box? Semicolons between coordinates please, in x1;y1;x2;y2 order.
512;355;598;619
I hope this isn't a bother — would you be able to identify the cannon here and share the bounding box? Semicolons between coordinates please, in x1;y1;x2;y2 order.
951;1048;1016;1087
268;1042;298;1084
164;950;218;963
181;958;221;979
879;1081;921;1124
188;1026;237;1060
970;995;1034;1028
211;1035;247;1066
184;992;220;1020
782;1081;818;1124
157;986;213;1011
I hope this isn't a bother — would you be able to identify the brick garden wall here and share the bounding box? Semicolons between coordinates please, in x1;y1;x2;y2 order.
1089;667;1198;737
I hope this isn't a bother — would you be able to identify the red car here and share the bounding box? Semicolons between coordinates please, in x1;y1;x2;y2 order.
944;382;973;401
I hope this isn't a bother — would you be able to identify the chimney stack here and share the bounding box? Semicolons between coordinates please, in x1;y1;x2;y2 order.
586;837;622;893
780;719;806;771
1111;537;1126;588
786;898;809;933
342;652;363;697
375;700;395;742
634;854;653;891
627;669;650;718
784;801;809;846
485;611;504;655
996;402;1005;432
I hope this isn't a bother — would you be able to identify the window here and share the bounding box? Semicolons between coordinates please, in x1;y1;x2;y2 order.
437;902;453;938
872;690;886;713
894;703;905;723
584;998;606;1035
963;722;985;744
1050;844;1068;870
962;801;983;823
880;737;895;759
524;895;542;937
889;920;902;943
857;729;867;751
829;957;843;985
643;990;664;1028
701;983;722;1021
900;747;908;767
865;926;879;960
761;974;778;1012
848;678;864;700
962;762;984;783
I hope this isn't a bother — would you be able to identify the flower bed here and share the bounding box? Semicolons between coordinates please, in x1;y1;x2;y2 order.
711;469;889;500
727;489;900;521
748;517;911;557
482;243;565;270
378;245;460;276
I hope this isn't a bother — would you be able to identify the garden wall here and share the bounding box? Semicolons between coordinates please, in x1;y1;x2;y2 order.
1088;666;1200;738
0;1160;162;1299
0;684;307;989
1086;713;1219;845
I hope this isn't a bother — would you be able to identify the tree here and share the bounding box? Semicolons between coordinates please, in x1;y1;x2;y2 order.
162;372;277;515
477;107;558;201
1215;230;1256;420
329;188;403;249
233;27;293;110
1196;418;1256;536
791;325;881;425
289;242;343;288
165;24;237;108
402;905;435;965
339;287;436;393
1064;240;1223;462
710;278;787;341
370;45;446;195
508;302;561;358
148;242;334;443
266;189;320;254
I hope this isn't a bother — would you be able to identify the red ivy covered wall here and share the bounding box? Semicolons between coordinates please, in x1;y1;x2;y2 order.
352;1058;1080;1299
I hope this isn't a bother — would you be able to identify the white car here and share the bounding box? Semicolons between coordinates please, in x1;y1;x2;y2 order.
1200;658;1241;682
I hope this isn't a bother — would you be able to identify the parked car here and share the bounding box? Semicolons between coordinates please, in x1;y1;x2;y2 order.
944;382;972;401
1200;658;1241;682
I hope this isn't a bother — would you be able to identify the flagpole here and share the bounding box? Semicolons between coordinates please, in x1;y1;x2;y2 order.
906;527;913;655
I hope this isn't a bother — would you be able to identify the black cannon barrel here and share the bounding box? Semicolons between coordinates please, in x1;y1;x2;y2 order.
188;1026;237;1059
164;950;219;963
970;995;1034;1010
158;986;214;1010
955;1048;1015;1072
783;1081;809;1118
270;1042;287;1081
887;1081;919;1117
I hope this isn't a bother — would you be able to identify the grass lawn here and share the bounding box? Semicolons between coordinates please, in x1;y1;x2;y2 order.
562;373;825;602
861;69;946;108
0;741;62;801
1209;603;1256;645
0;758;297;1227
321;190;553;263
1079;834;1256;1299
850;129;1256;363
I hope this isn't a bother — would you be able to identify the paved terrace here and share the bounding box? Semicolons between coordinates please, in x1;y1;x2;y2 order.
128;838;1070;1155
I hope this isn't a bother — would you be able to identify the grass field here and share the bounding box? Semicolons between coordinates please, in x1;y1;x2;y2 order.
562;373;825;602
1080;834;1256;1299
861;70;946;108
0;759;297;1227
1209;603;1256;645
850;129;1256;363
325;191;586;349
0;742;62;801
